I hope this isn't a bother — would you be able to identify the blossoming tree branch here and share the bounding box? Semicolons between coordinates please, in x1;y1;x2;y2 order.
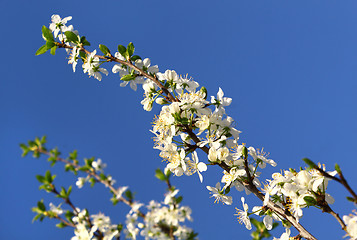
24;14;357;240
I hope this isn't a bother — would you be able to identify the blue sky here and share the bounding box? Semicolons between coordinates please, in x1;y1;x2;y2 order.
1;1;357;239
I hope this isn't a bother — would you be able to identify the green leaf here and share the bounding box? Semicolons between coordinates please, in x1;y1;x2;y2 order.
45;170;52;183
50;46;57;55
334;163;342;174
56;222;67;228
32;214;42;223
120;74;136;81
65;210;74;220
125;190;133;200
67;185;72;196
35;45;48;56
80;36;90;46
42;25;54;42
200;86;208;99
117;45;127;56
303;158;317;168
176;196;183;204
130;55;141;61
37;200;46;211
46;41;56;49
59;187;66;198
36;175;45;183
99;44;110;56
65;31;79;43
346;196;357;203
155;169;166;181
127;42;135;57
40;136;47;144
69;150;78;160
242;146;248;159
303;196;317;206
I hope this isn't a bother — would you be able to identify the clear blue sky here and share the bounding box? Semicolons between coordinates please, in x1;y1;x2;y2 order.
1;1;357;239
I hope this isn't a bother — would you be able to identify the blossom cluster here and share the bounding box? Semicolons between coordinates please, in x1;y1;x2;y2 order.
262;166;336;222
124;189;195;240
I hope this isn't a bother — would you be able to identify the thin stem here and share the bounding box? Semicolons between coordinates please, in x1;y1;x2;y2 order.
57;42;176;103
322;204;346;230
55;215;76;227
38;147;146;219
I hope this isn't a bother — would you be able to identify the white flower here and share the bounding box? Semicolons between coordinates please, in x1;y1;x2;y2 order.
115;186;128;200
157;70;179;83
68;47;80;72
206;182;232;205
49;203;63;215
76;177;87;189
251;206;276;230
176;75;199;92
140;97;153;111
235;197;252;230
164;189;179;205
248;146;277;168
343;211;357;239
49;14;72;38
135;58;159;74
211;87;232;107
83;50;108;81
186;151;207;183
92;158;106;172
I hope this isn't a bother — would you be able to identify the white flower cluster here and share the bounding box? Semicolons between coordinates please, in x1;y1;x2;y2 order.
124;189;194;240
260;166;336;224
71;209;119;240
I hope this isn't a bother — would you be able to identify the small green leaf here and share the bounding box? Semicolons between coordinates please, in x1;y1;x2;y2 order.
42;25;54;42
35;45;48;56
50;46;57;55
303;158;317;168
67;185;72;196
118;45;127;56
334;163;341;174
176;196;183;204
45;170;52;183
130;55;141;61
200;86;207;99
65;31;79;43
56;222;67;228
303;196;317;206
125;190;133;200
69;150;78;160
99;44;110;56
120;74;136;81
46;41;56;49
36;175;45;183
155;169;166;181
346;196;357;203
37;200;46;211
65;210;74;223
242;146;248;159
32;214;42;223
127;42;135;57
80;36;90;46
